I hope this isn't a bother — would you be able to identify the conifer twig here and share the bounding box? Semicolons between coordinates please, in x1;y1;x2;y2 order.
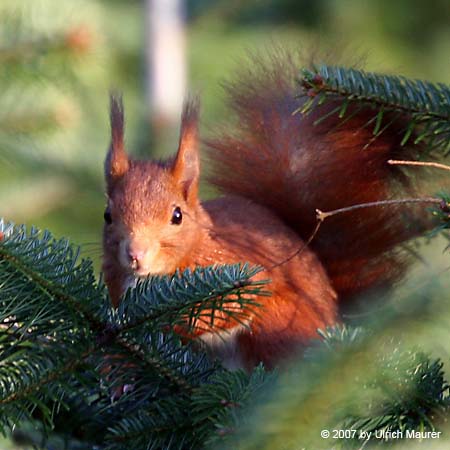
271;197;441;269
315;197;441;221
388;159;450;172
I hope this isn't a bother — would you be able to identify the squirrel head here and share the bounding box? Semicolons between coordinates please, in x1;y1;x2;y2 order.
103;95;203;278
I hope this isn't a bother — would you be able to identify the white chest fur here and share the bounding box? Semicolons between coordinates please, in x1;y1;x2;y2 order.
198;324;247;371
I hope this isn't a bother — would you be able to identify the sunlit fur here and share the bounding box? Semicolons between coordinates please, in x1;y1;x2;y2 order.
106;161;202;275
103;53;430;370
103;97;338;371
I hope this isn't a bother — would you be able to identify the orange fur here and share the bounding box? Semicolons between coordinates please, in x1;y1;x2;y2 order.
103;57;431;370
206;53;429;304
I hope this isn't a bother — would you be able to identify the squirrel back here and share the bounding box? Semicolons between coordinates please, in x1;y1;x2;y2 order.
205;52;430;304
102;53;434;370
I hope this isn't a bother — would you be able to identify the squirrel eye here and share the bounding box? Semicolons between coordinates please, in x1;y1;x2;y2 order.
104;209;112;225
171;206;182;225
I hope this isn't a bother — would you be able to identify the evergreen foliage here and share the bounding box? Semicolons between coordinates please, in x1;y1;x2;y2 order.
299;65;450;153
0;220;272;449
225;328;450;450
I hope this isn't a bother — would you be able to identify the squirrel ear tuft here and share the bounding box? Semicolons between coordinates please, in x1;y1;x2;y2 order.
172;97;200;203
105;93;129;189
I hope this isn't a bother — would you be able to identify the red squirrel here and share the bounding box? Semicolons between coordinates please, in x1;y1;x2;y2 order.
102;55;429;371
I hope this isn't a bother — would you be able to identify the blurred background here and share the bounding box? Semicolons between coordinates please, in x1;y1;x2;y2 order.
0;0;449;272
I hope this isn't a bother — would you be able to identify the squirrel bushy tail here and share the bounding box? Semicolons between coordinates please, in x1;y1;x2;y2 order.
206;52;431;304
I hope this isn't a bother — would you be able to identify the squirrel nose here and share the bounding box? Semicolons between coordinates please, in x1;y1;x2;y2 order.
127;247;145;270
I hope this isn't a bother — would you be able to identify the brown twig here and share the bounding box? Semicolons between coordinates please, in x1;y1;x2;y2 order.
271;197;441;270
269;220;322;269
388;159;450;172
316;197;440;221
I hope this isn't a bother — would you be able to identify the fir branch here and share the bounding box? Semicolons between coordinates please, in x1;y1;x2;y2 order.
104;367;274;450
108;334;197;395
0;219;273;448
430;193;450;232
116;264;269;335
299;65;450;152
0;342;99;439
98;264;269;396
300;66;449;120
227;326;450;450
0;346;94;406
0;220;107;331
192;366;275;447
342;351;450;446
105;399;196;450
